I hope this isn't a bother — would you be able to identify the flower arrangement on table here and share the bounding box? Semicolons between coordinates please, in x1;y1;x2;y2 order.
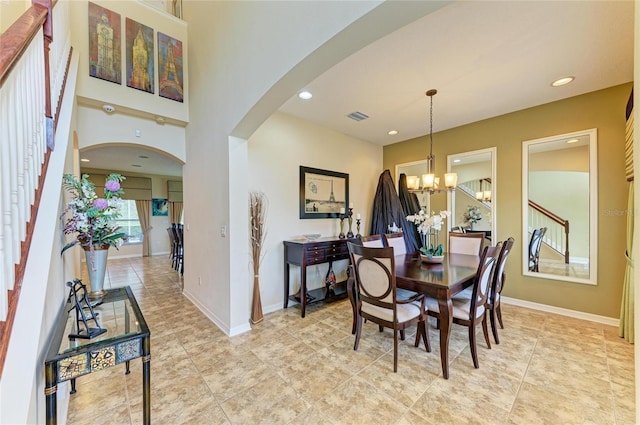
406;210;450;258
463;205;483;226
61;173;127;255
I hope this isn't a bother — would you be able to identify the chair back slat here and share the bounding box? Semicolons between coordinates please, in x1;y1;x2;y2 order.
360;234;386;248
449;232;484;256
383;232;407;255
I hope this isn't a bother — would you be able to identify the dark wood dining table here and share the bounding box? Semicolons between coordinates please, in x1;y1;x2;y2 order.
395;252;479;379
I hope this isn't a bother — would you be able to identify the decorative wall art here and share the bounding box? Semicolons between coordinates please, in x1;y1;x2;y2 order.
157;32;184;102
299;166;349;219
152;198;169;216
125;18;154;93
88;2;122;84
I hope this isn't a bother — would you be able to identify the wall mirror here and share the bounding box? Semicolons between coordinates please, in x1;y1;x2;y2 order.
395;160;431;213
522;128;597;285
446;147;496;243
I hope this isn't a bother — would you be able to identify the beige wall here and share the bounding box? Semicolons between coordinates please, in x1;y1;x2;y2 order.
182;0;445;335
384;83;632;318
69;0;188;123
0;0;29;33
248;112;382;312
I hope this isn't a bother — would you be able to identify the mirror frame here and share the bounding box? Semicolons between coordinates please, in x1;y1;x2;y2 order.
521;128;598;285
395;159;433;212
447;147;497;241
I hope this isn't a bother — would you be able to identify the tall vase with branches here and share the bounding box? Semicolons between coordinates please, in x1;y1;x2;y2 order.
249;192;267;324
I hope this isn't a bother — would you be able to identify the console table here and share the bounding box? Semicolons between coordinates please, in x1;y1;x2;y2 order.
283;237;355;317
44;286;150;425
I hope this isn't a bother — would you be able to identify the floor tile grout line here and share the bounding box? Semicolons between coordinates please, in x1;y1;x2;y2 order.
504;316;545;423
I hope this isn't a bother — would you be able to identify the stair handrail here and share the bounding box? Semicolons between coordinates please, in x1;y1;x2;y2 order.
528;200;570;263
0;0;68;378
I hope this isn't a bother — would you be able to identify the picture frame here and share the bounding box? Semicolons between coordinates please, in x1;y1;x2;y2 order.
152;198;168;216
299;166;349;219
88;2;122;85
125;18;154;94
157;32;184;102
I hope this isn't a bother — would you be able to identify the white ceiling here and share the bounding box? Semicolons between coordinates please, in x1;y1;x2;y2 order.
279;1;634;146
83;1;634;175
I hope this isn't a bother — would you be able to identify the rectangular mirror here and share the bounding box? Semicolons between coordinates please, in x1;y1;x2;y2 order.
395;160;431;213
447;147;496;243
522;129;597;285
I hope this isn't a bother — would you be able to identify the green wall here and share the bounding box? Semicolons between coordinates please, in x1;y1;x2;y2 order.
384;82;632;318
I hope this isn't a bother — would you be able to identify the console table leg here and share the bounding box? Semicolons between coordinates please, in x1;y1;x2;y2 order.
45;362;57;425
283;262;290;309
142;337;151;425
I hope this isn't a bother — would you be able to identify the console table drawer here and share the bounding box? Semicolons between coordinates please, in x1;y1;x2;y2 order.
305;249;326;265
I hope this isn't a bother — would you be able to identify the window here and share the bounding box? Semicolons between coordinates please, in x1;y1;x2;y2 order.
116;200;142;244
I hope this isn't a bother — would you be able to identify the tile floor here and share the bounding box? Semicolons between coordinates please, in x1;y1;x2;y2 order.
66;256;635;425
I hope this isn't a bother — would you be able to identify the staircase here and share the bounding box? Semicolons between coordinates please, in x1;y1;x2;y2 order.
528;200;570;263
0;0;72;377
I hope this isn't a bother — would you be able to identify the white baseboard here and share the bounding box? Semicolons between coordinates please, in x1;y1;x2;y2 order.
501;296;619;327
182;288;252;337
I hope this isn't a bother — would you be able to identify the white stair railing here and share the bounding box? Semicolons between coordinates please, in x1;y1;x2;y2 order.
0;0;70;321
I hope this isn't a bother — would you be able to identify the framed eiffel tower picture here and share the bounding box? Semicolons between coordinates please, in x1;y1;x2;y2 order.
157;32;184;102
299;166;349;219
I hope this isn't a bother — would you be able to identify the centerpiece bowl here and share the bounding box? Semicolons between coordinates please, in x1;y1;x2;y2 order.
420;254;444;264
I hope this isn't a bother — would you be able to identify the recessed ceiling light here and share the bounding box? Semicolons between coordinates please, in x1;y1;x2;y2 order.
131;164;142;167
566;138;579;144
387;130;399;136
298;91;312;100
551;76;575;87
80;158;90;162
453;159;461;163
138;155;149;159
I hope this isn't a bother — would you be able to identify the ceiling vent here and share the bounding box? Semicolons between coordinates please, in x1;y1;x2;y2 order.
347;111;369;121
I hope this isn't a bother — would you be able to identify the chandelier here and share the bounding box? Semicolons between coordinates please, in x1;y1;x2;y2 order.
407;89;457;194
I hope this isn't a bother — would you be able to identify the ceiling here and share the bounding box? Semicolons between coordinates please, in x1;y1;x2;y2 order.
82;1;634;176
80;145;184;177
279;1;634;146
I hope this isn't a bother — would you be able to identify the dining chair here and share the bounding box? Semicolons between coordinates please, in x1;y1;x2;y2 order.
423;245;498;369
360;234;386;248
348;242;430;372
383;232;407;255
448;232;484;256
528;227;546;272
486;237;515;344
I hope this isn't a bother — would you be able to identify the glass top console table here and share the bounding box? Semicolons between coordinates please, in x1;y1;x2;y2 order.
44;286;150;425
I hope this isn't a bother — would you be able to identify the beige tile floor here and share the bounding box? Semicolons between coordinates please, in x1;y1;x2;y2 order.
67;256;635;425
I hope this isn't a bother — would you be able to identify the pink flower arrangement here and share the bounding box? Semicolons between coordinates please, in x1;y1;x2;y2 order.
61;173;127;253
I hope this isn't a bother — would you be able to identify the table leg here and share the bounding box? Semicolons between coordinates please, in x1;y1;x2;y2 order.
438;293;453;379
283;261;290;309
45;362;57;425
300;265;307;318
142;337;151;425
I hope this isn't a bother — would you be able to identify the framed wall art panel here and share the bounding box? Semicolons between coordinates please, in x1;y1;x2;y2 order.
299;166;349;219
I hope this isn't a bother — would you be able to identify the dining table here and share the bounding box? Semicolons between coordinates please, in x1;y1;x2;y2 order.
394;252;480;379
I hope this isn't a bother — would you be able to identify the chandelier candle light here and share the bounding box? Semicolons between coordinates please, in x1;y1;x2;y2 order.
407;89;458;194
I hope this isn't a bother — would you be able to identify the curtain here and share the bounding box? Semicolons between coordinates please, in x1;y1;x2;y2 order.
135;200;151;257
169;201;183;224
619;182;634;342
620;88;634;342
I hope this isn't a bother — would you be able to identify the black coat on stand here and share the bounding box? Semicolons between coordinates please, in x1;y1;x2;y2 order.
369;170;421;253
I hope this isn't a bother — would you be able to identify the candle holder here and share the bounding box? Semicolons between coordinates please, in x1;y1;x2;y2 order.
346;208;354;238
356;218;361;238
339;216;346;239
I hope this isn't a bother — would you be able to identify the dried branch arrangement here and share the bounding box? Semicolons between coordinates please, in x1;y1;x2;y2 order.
249;191;268;324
